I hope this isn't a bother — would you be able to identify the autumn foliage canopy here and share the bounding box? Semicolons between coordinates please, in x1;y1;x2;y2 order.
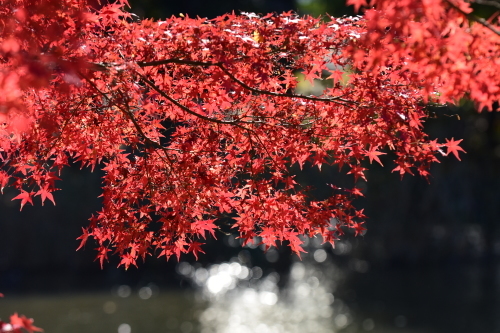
0;0;495;271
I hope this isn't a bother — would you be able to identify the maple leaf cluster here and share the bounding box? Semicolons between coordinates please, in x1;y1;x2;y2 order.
0;313;43;333
0;0;470;269
347;0;500;111
0;294;42;333
0;313;42;333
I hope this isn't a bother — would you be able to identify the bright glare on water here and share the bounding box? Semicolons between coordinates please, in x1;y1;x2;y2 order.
177;251;350;333
0;237;389;333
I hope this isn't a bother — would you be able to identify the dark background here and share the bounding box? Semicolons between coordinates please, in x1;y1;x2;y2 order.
1;1;500;332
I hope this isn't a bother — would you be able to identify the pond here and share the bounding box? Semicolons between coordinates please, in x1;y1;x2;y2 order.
0;251;498;333
0;260;444;333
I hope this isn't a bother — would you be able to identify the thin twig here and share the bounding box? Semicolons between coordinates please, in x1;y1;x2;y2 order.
80;72;194;204
137;58;357;107
80;72;164;150
137;59;219;67
468;0;500;10
216;64;356;107
445;0;500;36
135;71;252;132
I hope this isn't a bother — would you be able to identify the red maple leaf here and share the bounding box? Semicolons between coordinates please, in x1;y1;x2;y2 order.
0;171;9;194
347;165;367;181
95;247;110;269
346;0;368;12
347;187;364;197
191;219;217;239
10;313;42;333
326;70;345;83
119;253;137;270
365;146;386;166
188;242;205;260
11;191;34;211
173;238;189;261
260;227;278;248
351;222;366;236
35;184;56;206
76;228;91;251
285;231;306;258
445;138;465;160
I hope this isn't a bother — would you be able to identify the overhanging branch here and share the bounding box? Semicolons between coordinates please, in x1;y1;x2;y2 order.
468;0;500;10
136;58;358;107
135;70;253;132
446;0;500;36
216;64;356;107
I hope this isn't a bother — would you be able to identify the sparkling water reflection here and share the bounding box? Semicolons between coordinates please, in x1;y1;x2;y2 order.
0;261;495;332
178;257;350;333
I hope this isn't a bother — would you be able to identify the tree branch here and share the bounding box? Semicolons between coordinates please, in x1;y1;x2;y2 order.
137;58;358;107
446;0;500;36
134;70;254;133
137;59;219;67
80;72;165;150
216;64;356;107
468;0;500;10
87;58;359;133
80;72;188;195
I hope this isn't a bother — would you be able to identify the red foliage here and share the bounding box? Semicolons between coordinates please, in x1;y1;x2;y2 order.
0;313;42;333
0;0;482;270
347;0;500;111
